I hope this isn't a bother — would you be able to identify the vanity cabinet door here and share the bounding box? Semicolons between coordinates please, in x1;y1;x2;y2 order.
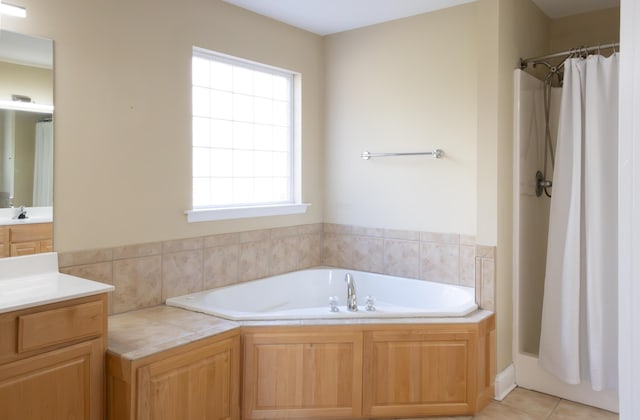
0;227;8;257
0;338;104;420
10;240;40;256
137;335;240;420
6;223;53;257
242;327;363;420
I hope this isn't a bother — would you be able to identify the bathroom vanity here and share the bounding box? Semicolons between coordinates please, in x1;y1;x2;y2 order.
0;253;114;420
0;222;53;257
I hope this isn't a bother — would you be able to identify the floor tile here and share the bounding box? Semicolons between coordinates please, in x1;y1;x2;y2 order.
500;387;560;418
473;401;541;419
548;399;619;419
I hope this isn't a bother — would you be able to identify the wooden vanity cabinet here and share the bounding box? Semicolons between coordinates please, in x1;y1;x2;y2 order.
0;222;54;257
0;293;109;420
0;226;8;257
107;330;241;420
242;326;364;420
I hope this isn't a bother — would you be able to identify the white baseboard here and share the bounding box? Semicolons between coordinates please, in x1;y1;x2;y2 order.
494;363;517;400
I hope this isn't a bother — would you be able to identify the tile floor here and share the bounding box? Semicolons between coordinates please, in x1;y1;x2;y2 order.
392;387;619;419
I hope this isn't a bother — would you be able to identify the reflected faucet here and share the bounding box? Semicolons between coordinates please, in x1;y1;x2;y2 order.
345;273;358;312
15;206;28;220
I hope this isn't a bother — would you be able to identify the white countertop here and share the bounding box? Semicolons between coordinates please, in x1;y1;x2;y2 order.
0;252;114;314
0;206;53;226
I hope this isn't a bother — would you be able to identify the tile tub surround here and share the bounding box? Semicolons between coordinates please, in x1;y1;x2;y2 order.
322;224;496;311
58;223;495;314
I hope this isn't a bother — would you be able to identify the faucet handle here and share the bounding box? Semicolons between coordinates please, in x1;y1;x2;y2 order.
329;296;340;312
365;296;376;312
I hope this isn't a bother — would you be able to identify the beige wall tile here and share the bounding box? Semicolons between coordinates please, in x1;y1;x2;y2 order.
113;242;162;260
383;239;420;278
112;256;162;314
420;242;459;284
60;262;113;285
459;245;476;287
323;223;353;235
203;245;239;289
162;237;203;254
480;257;495;311
203;232;239;248
460;234;476;245
239;229;270;243
270;225;302;239
420;232;460;244
383;228;420;241
322;233;352;268
353;236;384;273
270;236;299;275
476;245;496;258
162;250;204;300
298;223;322;235
298;233;322;269
58;248;113;268
352;225;384;237
238;240;271;282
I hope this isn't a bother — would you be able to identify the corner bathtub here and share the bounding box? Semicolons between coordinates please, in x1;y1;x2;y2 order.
166;268;477;321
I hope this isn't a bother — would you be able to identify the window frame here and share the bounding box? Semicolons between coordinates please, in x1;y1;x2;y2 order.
186;47;308;223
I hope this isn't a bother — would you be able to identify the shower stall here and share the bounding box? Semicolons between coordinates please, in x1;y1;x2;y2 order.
513;47;619;412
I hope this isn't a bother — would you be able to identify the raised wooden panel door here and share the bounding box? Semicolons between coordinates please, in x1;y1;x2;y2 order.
0;338;103;420
363;329;477;418
10;240;40;256
243;329;363;419
137;336;240;420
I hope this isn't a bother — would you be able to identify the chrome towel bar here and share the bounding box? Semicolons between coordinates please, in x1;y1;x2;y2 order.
360;149;444;160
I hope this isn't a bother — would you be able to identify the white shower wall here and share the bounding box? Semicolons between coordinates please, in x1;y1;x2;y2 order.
514;69;560;356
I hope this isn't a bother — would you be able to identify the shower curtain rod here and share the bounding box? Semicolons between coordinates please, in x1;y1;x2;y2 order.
520;42;619;69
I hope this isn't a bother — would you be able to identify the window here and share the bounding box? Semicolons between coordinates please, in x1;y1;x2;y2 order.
187;47;308;222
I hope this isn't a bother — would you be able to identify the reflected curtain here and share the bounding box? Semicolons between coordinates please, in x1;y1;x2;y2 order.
539;53;619;391
33;120;53;206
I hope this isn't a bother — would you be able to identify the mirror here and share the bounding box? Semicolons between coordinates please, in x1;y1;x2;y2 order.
0;30;53;209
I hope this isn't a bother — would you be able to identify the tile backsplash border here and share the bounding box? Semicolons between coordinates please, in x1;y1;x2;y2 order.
58;223;495;314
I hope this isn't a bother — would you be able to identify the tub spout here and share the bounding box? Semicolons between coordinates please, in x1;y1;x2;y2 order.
345;273;358;311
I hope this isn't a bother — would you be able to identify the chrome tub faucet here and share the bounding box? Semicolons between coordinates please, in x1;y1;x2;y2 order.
345;273;358;312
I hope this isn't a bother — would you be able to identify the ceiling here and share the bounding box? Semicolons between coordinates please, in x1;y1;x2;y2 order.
222;0;620;36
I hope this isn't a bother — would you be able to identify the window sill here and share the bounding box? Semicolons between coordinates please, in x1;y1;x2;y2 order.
186;203;310;223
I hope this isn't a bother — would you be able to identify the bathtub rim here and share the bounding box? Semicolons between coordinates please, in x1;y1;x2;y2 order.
166;266;479;322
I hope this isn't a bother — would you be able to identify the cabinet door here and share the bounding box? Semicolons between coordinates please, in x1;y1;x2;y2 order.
10;240;40;256
40;239;53;253
0;338;104;420
0;227;8;258
137;336;240;420
362;328;477;418
243;329;363;419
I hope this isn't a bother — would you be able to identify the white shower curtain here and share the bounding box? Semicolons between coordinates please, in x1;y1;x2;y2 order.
539;53;619;392
33;121;53;206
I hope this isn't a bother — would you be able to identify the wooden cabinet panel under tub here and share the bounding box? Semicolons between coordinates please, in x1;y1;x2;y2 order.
242;326;364;420
363;325;476;417
106;306;241;420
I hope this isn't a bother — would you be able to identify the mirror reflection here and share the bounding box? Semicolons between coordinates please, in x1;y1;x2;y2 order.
0;30;53;209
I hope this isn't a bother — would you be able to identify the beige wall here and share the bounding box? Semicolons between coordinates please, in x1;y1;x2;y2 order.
475;0;549;373
324;4;478;236
3;0;325;252
550;7;620;52
0;61;52;105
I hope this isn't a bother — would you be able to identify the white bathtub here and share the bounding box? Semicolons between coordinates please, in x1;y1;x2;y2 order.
166;268;478;321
